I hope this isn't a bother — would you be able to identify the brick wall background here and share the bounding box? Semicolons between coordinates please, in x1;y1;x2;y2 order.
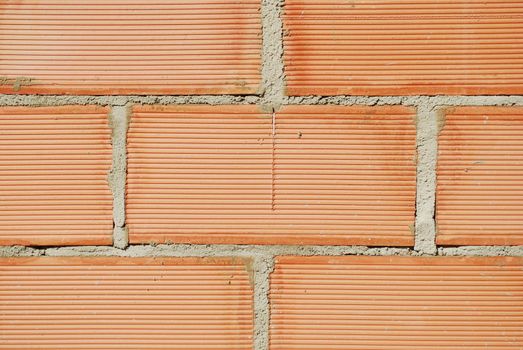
1;0;523;349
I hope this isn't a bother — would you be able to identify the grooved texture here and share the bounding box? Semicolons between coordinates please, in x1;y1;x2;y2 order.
437;106;523;245
273;106;416;245
0;257;254;350
0;0;261;95
0;106;112;246
270;256;523;349
283;0;523;95
127;105;416;245
127;105;274;244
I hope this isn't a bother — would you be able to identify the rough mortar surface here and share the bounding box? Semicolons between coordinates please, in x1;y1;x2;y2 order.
414;104;438;254
260;0;286;111
108;106;130;249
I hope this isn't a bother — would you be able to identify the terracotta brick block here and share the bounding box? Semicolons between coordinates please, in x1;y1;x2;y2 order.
127;105;274;244
0;257;253;349
271;256;523;349
437;106;523;245
273;106;416;245
0;106;113;246
127;105;416;245
283;0;523;95
0;0;261;95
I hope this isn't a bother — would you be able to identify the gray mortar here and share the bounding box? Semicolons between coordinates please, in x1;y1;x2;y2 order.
0;244;521;258
252;257;274;350
38;244;419;257
439;246;523;256
0;245;43;257
260;0;286;112
1;95;523;107
108;106;130;249
414;104;438;254
0;95;261;107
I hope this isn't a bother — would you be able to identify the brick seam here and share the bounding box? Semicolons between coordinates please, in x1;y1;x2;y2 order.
414;104;438;254
108;105;130;249
2;244;523;258
2;95;523;107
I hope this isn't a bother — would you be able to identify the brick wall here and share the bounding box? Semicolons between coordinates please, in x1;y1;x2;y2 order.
1;0;523;349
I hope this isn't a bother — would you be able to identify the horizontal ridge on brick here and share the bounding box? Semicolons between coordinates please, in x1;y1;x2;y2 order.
437;106;523;246
0;106;113;246
283;0;523;95
0;257;254;349
271;255;523;349
127;104;417;245
0;0;261;95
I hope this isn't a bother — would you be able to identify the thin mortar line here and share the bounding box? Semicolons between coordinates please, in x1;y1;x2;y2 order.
0;94;262;107
2;94;523;107
108;105;130;249
260;0;286;110
413;104;438;255
252;256;274;350
1;244;523;257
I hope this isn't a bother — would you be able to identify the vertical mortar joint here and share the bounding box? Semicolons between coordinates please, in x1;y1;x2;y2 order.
414;102;438;255
252;255;274;350
260;0;286;111
108;105;130;249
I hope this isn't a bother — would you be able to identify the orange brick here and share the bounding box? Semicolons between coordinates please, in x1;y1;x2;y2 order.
0;257;253;349
437;106;523;245
271;256;523;349
0;0;261;95
273;106;416;245
127;105;416;245
283;0;523;95
0;106;113;246
127;105;274;244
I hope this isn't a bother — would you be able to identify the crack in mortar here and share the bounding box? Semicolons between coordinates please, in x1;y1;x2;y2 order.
108;106;130;249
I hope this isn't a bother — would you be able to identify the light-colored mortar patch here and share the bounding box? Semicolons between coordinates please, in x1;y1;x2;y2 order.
0;95;261;107
0;76;35;92
285;95;523;107
1;95;523;107
252;257;274;350
260;0;286;112
414;105;438;255
40;244;419;258
0;246;43;257
108;106;130;249
439;246;523;256
0;244;515;258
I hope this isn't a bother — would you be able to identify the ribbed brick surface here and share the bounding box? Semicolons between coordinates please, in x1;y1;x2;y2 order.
0;0;261;95
273;105;416;245
127;105;416;245
283;0;523;95
0;257;253;349
0;106;113;246
271;256;523;349
127;105;274;244
437;106;523;245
